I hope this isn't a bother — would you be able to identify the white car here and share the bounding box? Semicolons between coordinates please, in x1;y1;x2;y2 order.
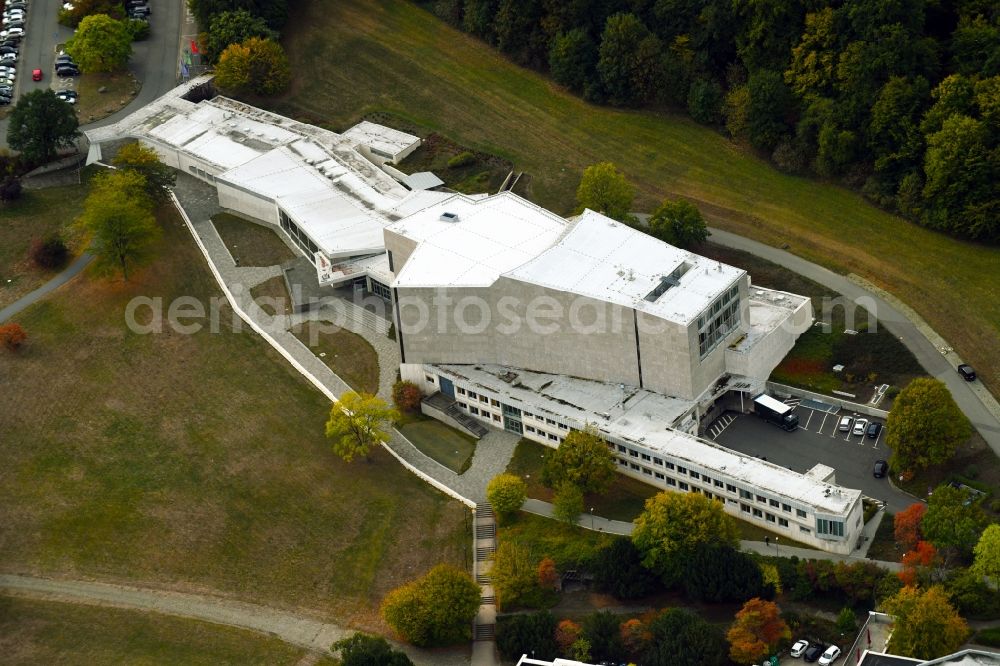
838;415;853;432
0;65;16;74
819;645;842;665
0;53;18;63
790;639;810;657
2;15;25;26
0;27;25;39
852;418;869;436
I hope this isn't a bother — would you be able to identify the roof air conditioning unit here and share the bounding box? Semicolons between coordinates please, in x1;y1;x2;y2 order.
439;212;460;223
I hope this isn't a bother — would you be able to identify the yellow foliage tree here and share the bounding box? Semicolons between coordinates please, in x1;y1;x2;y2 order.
883;585;970;659
726;598;790;665
215;37;290;96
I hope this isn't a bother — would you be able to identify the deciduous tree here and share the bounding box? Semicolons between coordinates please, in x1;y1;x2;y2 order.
886;378;972;472
541;426;615;494
390;380;422;413
486;473;527;522
537;557;558;590
0;323;27;351
921;484;990;560
582;611;625;663
726;598;789;665
7;90;80;165
632;491;739;585
215;37;291;96
645;608;727;666
882;585;970;659
575;162;634;221
682;543;769;603
332;633;413;666
325;392;398;463
74;170;159;281
592;536;659;600
972;523;1000;585
555;619;582;655
380;564;480;647
496;611;557;662
552;482;584;525
112;143;176;203
188;0;287;31
549;29;598;95
490;540;541;610
899;541;938;587
66;14;133;72
205;8;277;63
648;198;709;248
597;13;663;106
894;503;927;551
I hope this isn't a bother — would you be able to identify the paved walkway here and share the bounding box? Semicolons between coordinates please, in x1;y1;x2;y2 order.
706;227;1000;457
0;574;468;666
0;252;94;324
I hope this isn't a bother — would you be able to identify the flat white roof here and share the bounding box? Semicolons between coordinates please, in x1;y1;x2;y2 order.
434;363;862;515
508;210;746;324
342;120;420;159
388;192;568;288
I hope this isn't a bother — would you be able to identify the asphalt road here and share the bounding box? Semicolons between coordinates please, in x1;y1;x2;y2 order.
0;0;187;145
707;227;1000;459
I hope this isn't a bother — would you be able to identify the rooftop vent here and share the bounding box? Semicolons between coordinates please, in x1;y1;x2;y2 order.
643;262;690;302
439;211;460;223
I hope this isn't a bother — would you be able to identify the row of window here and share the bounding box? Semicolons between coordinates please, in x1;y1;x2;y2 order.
187;165;217;183
371;279;391;300
455;387;569;430
817;518;845;537
456;399;566;442
697;284;741;358
279;210;319;257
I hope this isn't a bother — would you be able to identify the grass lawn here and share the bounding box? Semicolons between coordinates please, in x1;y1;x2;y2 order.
250;275;292;317
894;431;1000;508
0;205;468;631
0;179;90;309
212;213;296;267
865;511;905;563
0;596;334;666
290;321;380;394
397;131;514;195
72;70;141;124
396;413;477;474
273;0;1000;393
699;242;925;399
500;512;615;571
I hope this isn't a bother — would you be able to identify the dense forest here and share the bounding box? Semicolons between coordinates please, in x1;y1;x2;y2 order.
422;0;999;243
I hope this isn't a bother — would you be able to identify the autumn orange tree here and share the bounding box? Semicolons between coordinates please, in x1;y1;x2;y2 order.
619;617;649;656
537;557;558;590
898;541;938;587
883;586;969;659
894;503;927;551
555;619;582;655
0;323;27;351
726;598;790;665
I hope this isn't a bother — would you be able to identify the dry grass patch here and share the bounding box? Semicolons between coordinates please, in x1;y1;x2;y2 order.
250;275;292;316
0;207;467;630
72;71;140;124
212;214;296;267
290;321;380;394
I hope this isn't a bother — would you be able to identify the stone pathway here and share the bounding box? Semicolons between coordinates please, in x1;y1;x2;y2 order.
0;574;468;666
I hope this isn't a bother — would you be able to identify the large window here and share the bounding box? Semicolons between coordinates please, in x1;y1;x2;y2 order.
279;210;319;257
697;284;741;358
817;518;845;537
371;280;391;300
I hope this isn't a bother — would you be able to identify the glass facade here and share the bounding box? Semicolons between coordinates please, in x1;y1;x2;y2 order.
697;283;741;358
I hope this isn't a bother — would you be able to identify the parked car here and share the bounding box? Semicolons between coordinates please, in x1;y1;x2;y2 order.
0;27;26;39
0;64;16;74
32;67;42;80
55;89;77;103
958;364;976;381
6;1;28;9
818;645;842;665
852;418;869;436
0;96;11;105
804;644;826;662
0;53;17;63
791;639;810;657
55;65;79;76
0;84;12;94
838;415;853;432
866;421;882;439
873;459;889;478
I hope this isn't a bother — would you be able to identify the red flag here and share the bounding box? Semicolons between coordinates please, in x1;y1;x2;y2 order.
867;627;871;645
190;39;199;54
857;647;861;661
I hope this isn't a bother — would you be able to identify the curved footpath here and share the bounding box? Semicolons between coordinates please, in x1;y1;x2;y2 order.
706;227;1000;457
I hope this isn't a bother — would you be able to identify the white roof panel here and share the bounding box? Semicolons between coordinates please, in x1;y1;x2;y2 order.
342;120;420;159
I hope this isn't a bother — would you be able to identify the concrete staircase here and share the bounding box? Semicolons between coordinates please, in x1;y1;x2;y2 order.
422;393;489;438
473;502;499;656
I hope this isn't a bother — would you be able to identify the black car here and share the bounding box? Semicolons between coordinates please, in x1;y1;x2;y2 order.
56;66;79;76
873;460;889;478
958;364;976;381
0;96;11;106
804;643;827;662
866;421;882;439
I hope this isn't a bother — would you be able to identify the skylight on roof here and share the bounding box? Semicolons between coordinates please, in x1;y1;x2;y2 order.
644;262;690;302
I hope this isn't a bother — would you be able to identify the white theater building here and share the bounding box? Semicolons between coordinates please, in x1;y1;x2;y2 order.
85;77;864;554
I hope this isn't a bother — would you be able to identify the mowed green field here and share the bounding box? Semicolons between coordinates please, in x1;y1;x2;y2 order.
272;0;1000;391
0;596;334;666
0;207;468;630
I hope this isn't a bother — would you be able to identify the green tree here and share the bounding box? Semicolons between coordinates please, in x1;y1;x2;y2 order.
597;13;663;105
215;37;291;96
921;75;976;136
687;78;724;124
972;524;1000;586
496;611;558;662
836;607;857;634
325;392;398;463
869;76;930;188
490;540;543;610
885;378;973;472
632;491;739;585
682;544;768;603
591;536;659;600
724;84;751;140
380;564;480;647
644;608;727;666
205;9;277;63
815;121;858;177
726;598;790;665
581;611;626;663
541;426;615;494
486;473;527;522
332;633;413;666
747;69;794;152
784;7;839;100
552;482;584;525
112;143;176;203
648;198;709;248
882;585;970;660
576;162;634;221
7;90;80;165
188;0;287;31
549;29;597;94
74;170;159;281
65;14;133;72
951;16;1000;77
922;484;990;561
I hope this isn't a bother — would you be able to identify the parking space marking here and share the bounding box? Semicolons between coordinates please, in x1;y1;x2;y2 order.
803;409;814;430
817;412;829;435
873;430;883;449
708;413;737;440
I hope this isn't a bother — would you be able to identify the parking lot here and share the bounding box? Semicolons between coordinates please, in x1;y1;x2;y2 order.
710;399;915;514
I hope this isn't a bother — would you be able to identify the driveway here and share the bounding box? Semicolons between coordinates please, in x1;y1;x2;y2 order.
0;0;187;145
710;407;916;514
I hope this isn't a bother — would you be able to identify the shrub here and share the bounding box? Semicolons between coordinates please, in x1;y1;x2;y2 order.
0;323;27;351
129;18;150;40
0;177;22;202
379;564;480;647
592;536;659;599
537;557;558;590
497;611;558;661
682;544;770;603
976;627;1000;647
333;632;413;666
391;380;422;413
447;151;476;168
487;473;527;522
491;540;549;610
31;235;69;270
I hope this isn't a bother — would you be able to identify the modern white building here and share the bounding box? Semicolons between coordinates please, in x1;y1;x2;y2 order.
86;77;866;553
